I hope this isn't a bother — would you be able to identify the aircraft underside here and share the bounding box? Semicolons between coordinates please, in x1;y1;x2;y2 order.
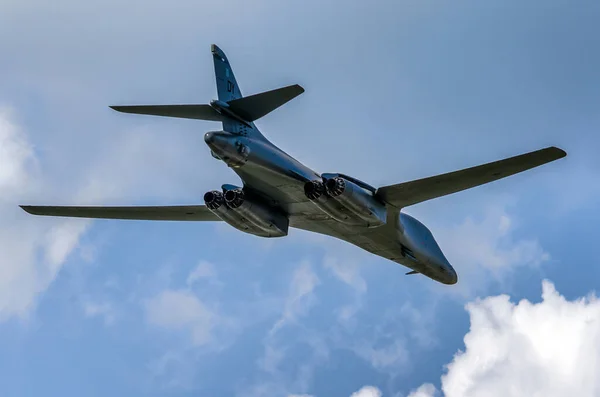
19;44;567;286
200;127;459;284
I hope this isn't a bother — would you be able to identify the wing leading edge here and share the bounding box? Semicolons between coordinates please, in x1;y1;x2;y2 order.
376;146;566;209
20;205;221;221
109;105;227;121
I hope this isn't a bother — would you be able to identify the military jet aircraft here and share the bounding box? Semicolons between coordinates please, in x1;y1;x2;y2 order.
20;44;567;285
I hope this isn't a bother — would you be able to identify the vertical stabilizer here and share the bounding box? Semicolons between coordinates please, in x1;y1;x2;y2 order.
211;44;256;135
212;44;242;102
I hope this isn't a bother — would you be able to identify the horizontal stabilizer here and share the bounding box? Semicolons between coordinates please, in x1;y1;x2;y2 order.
110;104;226;122
226;84;304;121
20;205;221;221
377;146;567;209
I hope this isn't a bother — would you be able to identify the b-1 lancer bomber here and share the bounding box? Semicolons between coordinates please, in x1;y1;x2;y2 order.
20;44;567;285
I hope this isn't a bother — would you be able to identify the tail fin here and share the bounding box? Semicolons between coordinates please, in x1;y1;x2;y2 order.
212;44;242;102
110;44;304;138
211;44;304;135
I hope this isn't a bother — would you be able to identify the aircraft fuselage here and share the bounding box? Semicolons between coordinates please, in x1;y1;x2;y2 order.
203;130;458;285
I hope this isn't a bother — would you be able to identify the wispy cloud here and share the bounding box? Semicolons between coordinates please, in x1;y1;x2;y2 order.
186;260;217;286
429;202;550;297
0;106;88;321
245;261;324;397
269;261;320;336
82;300;115;326
324;255;367;294
0;104;216;323
353;340;410;372
145;289;217;347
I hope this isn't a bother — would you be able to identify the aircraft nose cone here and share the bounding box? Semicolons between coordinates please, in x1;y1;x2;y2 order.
446;267;458;285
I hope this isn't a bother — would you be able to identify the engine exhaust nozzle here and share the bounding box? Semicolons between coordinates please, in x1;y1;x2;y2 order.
204;190;224;210
325;177;345;197
304;180;325;200
224;188;245;209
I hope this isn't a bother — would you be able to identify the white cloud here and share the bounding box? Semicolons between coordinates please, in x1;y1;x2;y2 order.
398;301;439;349
43;220;90;269
324;255;367;294
353;340;409;372
431;204;550;296
322;251;370;328
0;105;206;322
407;384;437;397
248;262;323;397
82;300;115;325
145;289;216;346
0;107;36;194
287;385;383;397
350;386;382;397
262;261;319;368
406;280;600;397
0;107;88;321
186;260;217;285
269;261;320;336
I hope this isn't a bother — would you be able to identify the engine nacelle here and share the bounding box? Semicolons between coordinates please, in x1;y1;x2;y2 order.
304;177;387;227
204;188;289;238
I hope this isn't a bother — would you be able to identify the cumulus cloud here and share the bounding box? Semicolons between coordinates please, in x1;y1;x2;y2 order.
406;280;600;397
350;386;383;397
286;385;383;397
406;384;437;397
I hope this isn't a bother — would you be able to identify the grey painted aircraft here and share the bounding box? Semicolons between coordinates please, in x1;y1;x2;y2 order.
20;44;567;285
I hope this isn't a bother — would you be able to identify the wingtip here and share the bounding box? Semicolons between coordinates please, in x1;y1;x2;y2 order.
546;146;567;159
19;205;36;215
552;146;567;158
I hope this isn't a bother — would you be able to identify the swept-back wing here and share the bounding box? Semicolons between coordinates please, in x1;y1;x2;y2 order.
109;105;226;122
376;146;566;209
20;205;221;221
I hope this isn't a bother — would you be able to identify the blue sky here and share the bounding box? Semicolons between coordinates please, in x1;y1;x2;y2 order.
1;1;599;396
